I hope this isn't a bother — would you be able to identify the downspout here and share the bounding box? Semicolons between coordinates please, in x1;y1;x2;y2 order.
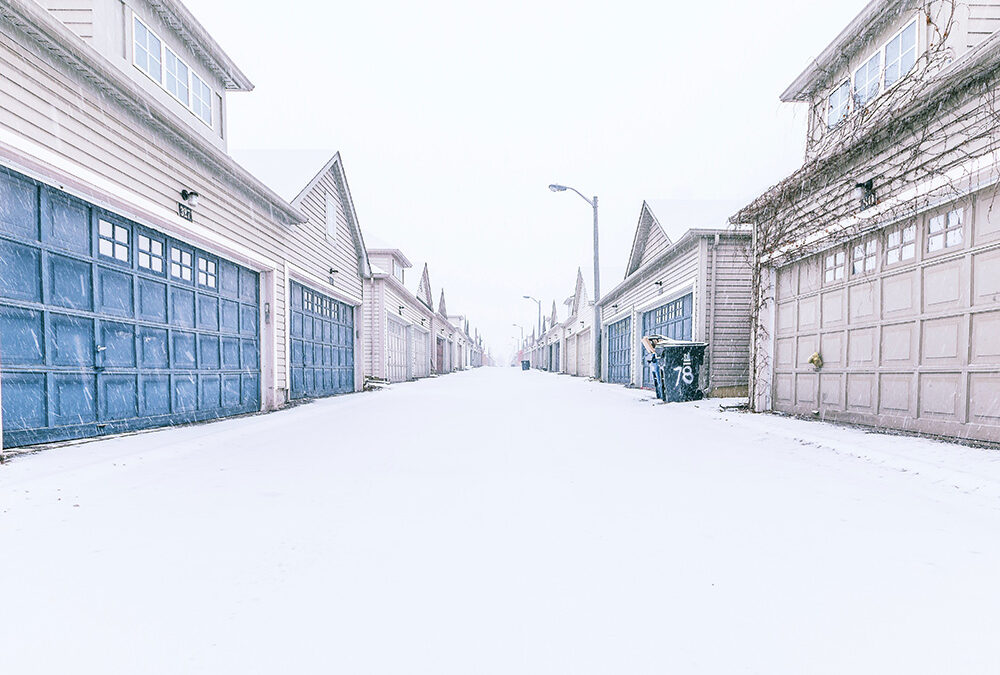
707;233;719;394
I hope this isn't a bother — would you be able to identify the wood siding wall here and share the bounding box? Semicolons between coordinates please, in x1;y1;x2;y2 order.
701;236;753;390
968;2;1000;48
43;0;94;41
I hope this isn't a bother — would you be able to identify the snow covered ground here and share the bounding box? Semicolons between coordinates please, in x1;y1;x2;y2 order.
3;367;1000;674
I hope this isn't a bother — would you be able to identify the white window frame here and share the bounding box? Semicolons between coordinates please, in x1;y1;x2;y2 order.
885;222;917;266
131;11;214;129
926;207;964;254
827;15;921;127
851;238;878;276
824;249;846;283
853;52;881;107
827;80;851;128
163;45;191;107
325;193;337;240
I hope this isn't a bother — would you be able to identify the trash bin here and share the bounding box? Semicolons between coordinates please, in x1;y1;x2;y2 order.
521;360;530;371
641;335;707;403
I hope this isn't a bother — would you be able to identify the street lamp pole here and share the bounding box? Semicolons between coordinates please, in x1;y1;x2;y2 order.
522;295;542;336
549;184;601;380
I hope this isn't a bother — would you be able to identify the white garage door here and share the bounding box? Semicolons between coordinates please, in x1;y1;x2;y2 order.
413;329;429;379
386;316;408;383
577;330;591;378
566;336;577;375
771;195;1000;442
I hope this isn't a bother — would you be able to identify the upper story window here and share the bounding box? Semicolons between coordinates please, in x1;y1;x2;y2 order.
854;52;881;106
826;18;919;128
164;47;190;105
927;208;963;252
392;260;404;283
133;17;161;82
828;81;851;128
885;21;918;88
132;14;214;128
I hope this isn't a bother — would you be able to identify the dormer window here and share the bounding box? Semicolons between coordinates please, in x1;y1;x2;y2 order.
132;14;214;128
885;21;917;88
392;260;404;283
828;81;850;128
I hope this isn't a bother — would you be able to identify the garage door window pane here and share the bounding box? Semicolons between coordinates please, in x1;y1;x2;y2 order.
824;251;845;282
886;223;915;265
138;235;164;273
98;219;130;263
170;247;192;281
852;239;877;275
928;208;963;252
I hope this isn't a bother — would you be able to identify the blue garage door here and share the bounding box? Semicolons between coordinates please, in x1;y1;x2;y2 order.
0;167;261;448
642;294;692;388
607;317;631;384
289;281;354;398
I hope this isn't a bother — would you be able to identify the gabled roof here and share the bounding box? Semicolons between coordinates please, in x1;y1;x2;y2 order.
417;263;433;309
570;267;588;318
550;301;559;325
367;248;413;268
291;152;371;278
438;289;448;317
781;0;914;102
625;201;670;278
147;0;254;91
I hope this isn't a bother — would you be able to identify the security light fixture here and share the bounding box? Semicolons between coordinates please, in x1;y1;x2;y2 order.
654;280;664;287
854;179;876;208
398;305;405;315
180;189;200;208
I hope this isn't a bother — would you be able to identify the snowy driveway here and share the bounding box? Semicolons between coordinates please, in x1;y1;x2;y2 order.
2;368;1000;674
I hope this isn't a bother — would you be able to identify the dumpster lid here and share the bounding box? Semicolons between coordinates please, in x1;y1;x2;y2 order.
641;334;707;353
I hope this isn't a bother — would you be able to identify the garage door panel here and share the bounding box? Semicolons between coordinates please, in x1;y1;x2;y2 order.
97;267;134;317
49;254;92;310
846;374;876;412
923;259;966;312
819;373;844;408
972;248;1000;305
820;332;844;367
138;278;167;322
0;169;39;239
797;296;818;331
99;374;138;421
880;321;917;366
776;301;796;335
170;287;195;327
799;257;822;293
879;373;914;416
849;281;878;322
776;266;797;299
795;373;817;405
49;314;94;366
139;327;168;368
101;321;136;367
0;239;42;302
774;374;793;405
921;315;965;365
1;373;47;430
43;193;90;255
197;295;220;331
975;193;1000;245
173;375;198;412
201;375;222;410
172;332;197;368
796;335;818;367
198;335;220;369
970;373;1000;423
140;376;170;416
882;271;918;318
919;373;963;421
847;327;877;367
51;373;97;426
0;305;44;364
821;290;846;328
775;338;794;368
971;311;1000;364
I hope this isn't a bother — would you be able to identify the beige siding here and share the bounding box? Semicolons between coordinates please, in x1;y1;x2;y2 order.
968;2;1000;48
362;278;385;379
42;0;94;41
702;236;753;390
639;223;670;268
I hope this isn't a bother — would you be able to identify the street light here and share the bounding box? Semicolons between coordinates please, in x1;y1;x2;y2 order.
522;295;542;336
512;323;525;347
549;183;601;380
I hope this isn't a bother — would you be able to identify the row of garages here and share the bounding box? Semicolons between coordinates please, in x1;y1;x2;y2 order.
0;1;486;449
526;1;1000;445
524;204;752;398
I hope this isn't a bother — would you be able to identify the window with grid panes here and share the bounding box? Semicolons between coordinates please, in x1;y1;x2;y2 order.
170;247;192;281
198;258;217;288
851;239;877;275
133;16;161;82
886;223;916;264
828;81;851;128
98;219;129;262
927;208;963;252
138;234;164;272
824;250;845;282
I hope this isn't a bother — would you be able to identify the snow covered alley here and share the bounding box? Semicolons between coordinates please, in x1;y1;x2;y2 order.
3;367;1000;674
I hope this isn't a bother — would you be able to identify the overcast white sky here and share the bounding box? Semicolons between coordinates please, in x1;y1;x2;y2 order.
183;0;867;362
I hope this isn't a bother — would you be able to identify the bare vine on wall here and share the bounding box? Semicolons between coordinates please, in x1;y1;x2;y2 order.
733;1;1000;407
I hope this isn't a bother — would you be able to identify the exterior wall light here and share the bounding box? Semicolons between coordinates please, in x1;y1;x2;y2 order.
854;179;876;208
180;189;200;208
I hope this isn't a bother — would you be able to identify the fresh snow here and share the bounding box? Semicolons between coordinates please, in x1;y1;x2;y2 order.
2;368;1000;674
